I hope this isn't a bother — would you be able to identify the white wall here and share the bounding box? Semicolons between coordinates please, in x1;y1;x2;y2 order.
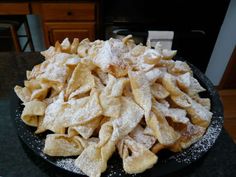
205;0;236;85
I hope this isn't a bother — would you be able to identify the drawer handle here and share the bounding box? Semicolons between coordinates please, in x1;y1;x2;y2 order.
67;11;73;16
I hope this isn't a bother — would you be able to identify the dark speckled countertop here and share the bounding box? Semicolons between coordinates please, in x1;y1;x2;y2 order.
0;52;235;177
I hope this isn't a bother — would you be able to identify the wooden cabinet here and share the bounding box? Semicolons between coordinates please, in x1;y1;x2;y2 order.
0;3;30;15
41;3;95;22
45;22;95;46
32;2;96;47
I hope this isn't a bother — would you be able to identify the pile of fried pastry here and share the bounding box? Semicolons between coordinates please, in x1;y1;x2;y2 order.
14;36;212;177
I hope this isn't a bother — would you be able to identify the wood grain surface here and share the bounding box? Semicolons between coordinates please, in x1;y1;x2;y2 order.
0;3;30;15
219;89;236;143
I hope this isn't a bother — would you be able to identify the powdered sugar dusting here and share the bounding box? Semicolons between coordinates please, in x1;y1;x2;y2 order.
106;164;137;177
56;158;84;174
129;125;156;149
170;113;223;164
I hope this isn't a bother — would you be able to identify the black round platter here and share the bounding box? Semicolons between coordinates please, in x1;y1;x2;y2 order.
10;59;224;177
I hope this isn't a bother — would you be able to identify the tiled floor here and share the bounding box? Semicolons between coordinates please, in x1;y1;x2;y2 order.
219;89;236;143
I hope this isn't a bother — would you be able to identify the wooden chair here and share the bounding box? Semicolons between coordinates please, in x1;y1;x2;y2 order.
0;15;35;52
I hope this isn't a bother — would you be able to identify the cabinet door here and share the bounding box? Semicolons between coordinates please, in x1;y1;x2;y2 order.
41;3;95;21
44;22;95;47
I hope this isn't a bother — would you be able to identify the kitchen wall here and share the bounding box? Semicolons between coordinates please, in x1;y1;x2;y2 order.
21;0;235;86
205;0;236;85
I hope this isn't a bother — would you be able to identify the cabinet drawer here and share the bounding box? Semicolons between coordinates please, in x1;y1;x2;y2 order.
0;3;30;15
44;22;95;47
41;3;95;21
